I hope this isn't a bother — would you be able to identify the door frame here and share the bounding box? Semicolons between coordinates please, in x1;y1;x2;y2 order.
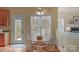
11;15;24;44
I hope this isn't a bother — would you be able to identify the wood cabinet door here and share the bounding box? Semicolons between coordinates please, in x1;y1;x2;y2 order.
0;33;5;47
0;10;9;26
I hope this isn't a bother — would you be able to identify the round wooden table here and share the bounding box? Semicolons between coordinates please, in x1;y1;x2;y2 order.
32;41;47;52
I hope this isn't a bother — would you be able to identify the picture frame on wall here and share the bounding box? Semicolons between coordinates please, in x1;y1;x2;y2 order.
73;16;79;24
69;20;74;24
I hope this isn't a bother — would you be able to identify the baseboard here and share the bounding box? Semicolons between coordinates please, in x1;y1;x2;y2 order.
10;43;24;45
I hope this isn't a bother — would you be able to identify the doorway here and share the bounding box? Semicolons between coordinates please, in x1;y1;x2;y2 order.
11;15;24;48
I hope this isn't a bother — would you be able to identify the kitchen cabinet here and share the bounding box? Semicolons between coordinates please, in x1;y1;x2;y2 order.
0;33;5;47
0;10;9;26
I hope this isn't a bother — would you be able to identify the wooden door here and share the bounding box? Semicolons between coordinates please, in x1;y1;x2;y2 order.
0;33;5;47
0;10;9;26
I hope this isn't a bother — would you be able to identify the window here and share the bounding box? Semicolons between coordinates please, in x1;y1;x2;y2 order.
58;17;64;32
15;19;22;41
31;15;51;41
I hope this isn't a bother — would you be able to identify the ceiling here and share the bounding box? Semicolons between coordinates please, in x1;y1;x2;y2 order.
58;7;79;13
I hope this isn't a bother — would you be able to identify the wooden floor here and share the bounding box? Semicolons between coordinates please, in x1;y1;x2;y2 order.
0;44;25;52
0;44;60;52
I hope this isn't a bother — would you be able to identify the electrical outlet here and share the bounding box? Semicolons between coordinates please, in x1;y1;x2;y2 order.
62;45;64;48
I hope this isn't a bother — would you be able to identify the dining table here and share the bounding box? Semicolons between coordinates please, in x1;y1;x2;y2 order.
32;41;47;51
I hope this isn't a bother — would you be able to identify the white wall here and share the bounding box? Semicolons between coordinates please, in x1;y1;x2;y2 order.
57;8;79;52
56;30;79;52
59;12;79;32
